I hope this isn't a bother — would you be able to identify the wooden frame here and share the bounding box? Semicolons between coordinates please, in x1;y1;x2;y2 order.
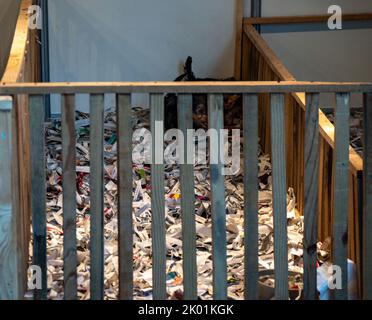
0;0;40;300
244;13;372;26
242;23;366;297
0;81;371;95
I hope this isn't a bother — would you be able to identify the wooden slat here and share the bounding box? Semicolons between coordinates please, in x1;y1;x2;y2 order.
0;82;372;95
363;93;372;300
29;95;47;300
150;93;167;300
117;94;134;300
89;94;104;300
177;94;197;300
61;94;77;300
303;93;320;300
234;0;244;80
244;13;372;25
333;93;350;300
243;94;259;300
0;96;19;299
208;94;227;300
270;93;288;300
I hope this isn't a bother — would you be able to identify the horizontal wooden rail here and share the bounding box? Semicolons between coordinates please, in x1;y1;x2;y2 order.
1;82;371;300
244;13;372;26
1;81;372;95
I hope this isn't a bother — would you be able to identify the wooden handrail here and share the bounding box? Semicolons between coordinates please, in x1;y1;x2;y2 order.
1;81;372;95
244;13;372;26
243;24;364;173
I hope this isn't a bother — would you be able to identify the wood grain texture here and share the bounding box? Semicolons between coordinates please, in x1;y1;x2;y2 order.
150;93;167;300
363;93;372;300
303;93;319;300
333;93;350;300
244;13;372;25
234;0;244;80
270;93;288;300
208;94;227;300
29;95;47;300
61;94;77;300
0;82;371;95
0;96;18;299
178;94;197;300
117;94;134;300
89;94;104;300
243;94;259;300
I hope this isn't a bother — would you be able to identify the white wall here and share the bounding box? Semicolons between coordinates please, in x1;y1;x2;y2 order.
48;0;238;113
48;0;372;112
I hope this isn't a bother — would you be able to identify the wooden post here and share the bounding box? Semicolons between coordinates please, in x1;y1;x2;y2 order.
208;94;227;300
234;0;244;80
90;94;105;300
270;93;288;300
243;94;259;300
117;94;134;300
303;93;319;300
62;94;78;300
178;94;198;300
0;96;22;300
29;95;47;300
363;93;372;300
333;93;350;300
150;93;167;300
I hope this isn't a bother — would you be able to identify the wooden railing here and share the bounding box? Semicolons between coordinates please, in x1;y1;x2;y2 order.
1;81;372;300
241;24;367;296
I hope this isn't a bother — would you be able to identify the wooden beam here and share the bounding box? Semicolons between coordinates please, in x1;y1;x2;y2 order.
363;93;372;300
303;93;320;300
333;93;350;300
117;94;134;300
244;13;372;25
0;81;372;95
208;94;227;300
243;94;259;300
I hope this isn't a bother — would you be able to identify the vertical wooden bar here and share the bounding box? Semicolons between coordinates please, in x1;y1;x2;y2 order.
243;94;259;300
234;0;244;80
150;93;167;300
117;94;134;300
333;92;350;300
208;94;227;300
270;93;288;300
303;93;320;300
61;94;77;300
90;94;104;300
178;94;197;300
0;96;19;299
29;95;47;300
363;93;372;300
